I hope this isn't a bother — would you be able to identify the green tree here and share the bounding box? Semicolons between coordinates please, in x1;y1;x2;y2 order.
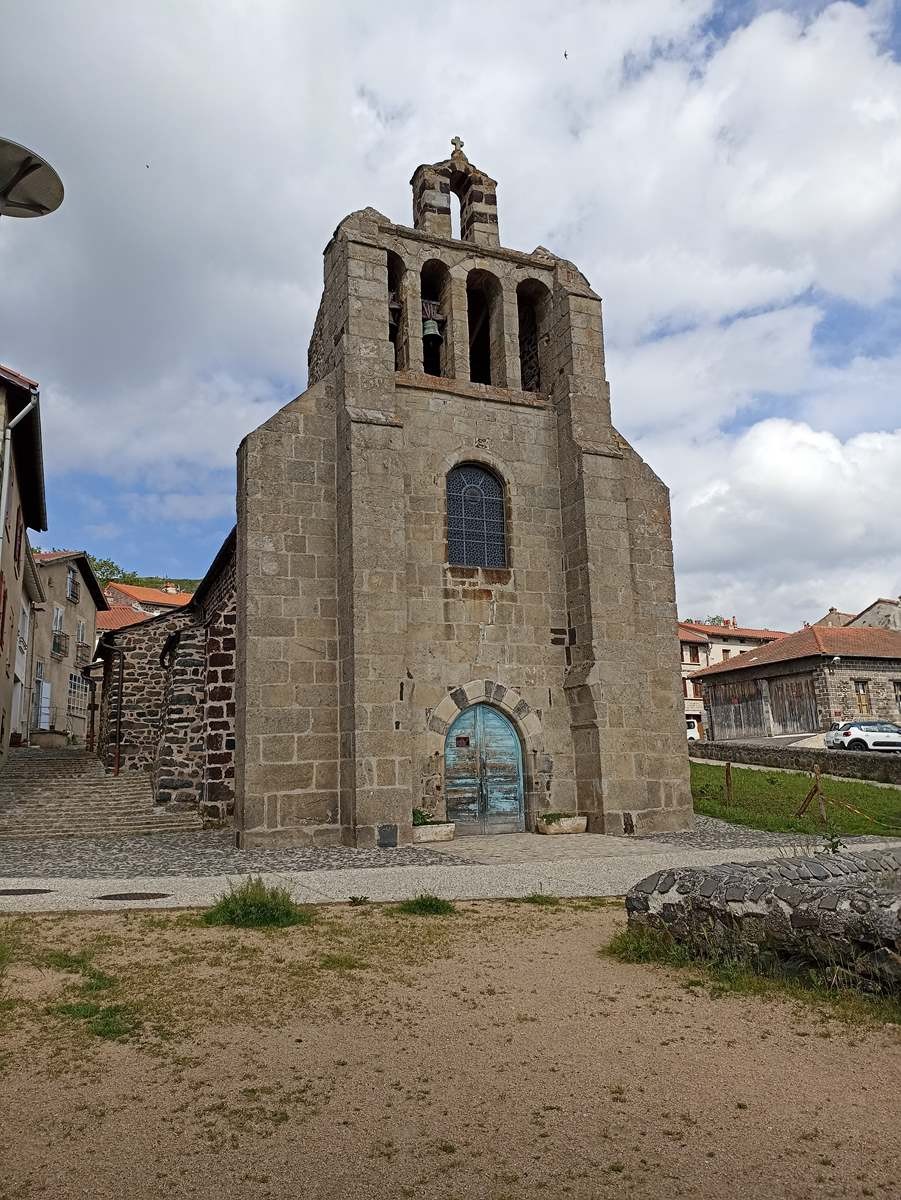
86;555;140;588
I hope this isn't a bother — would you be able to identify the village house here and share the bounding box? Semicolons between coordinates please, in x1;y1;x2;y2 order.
30;551;108;746
96;140;694;846
103;581;194;615
0;364;48;763
678;618;786;734
847;598;901;632
693;624;901;740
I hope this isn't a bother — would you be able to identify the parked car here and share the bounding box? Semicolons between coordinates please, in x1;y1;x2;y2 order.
825;720;901;752
686;718;700;742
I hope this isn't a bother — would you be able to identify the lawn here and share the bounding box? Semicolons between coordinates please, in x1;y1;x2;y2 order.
690;760;901;838
1;900;898;1200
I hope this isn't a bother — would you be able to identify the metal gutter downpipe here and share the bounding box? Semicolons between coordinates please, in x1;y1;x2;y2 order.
0;387;38;557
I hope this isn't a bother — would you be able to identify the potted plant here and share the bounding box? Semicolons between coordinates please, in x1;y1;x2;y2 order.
411;807;456;844
536;810;588;835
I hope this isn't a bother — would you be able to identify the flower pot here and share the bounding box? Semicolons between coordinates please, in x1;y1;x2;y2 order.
412;822;456;843
536;814;588;835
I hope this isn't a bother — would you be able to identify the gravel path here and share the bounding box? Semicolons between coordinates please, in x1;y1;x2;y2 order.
0;814;887;882
0;833;466;879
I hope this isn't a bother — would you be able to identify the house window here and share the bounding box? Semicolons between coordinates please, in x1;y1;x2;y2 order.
66;566;81;603
894;681;901;715
52;604;64;633
76;618;86;644
687;644;700;665
721;648;731;660
853;680;872;715
446;464;506;567
67;672;90;719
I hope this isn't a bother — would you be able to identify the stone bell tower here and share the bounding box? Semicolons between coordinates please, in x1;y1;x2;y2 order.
234;138;693;849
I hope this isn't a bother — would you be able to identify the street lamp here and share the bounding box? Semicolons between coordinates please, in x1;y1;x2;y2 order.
0;137;64;221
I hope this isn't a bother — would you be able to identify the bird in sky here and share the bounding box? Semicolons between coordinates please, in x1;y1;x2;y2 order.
563;50;568;59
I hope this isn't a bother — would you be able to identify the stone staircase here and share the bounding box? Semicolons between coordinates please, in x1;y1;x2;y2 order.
0;747;203;839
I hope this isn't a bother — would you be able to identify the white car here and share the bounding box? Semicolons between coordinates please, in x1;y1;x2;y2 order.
825;720;901;752
686;718;700;742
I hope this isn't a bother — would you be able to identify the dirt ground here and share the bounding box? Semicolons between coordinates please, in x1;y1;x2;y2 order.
1;900;898;1200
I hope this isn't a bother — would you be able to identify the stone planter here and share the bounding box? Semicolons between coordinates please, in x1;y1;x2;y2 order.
412;822;456;843
536;814;588;836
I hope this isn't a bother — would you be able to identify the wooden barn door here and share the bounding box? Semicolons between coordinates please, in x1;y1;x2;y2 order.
768;674;818;735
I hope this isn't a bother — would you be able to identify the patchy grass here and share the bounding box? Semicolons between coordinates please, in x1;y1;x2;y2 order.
391;894;457;918
690;761;901;838
317;953;366;972
54;1000;139;1040
517;893;561;907
201;877;315;929
606;923;901;1026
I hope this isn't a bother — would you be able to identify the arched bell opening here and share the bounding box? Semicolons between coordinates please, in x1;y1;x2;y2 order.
516;278;552;394
444;704;524;835
420;258;451;378
466;268;505;387
386;251;408;371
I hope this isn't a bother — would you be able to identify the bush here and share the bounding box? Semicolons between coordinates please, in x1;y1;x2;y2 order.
392;893;456;917
412;808;432;827
201;877;314;929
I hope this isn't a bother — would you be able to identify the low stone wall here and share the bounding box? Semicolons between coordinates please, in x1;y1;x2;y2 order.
691;741;901;786
627;849;901;990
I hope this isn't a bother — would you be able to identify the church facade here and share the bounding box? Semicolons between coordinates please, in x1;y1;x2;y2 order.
234;141;693;848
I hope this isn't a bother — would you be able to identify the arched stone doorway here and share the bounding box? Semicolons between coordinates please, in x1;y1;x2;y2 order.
445;704;524;835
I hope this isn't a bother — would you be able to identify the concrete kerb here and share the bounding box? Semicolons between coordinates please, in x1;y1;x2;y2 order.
0;840;895;914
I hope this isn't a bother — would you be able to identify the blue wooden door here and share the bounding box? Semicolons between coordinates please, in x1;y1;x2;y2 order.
445;705;524;835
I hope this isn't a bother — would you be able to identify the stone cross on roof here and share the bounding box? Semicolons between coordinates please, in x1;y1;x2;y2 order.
451;135;465;154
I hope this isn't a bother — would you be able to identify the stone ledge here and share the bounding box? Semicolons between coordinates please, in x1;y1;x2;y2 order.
395;371;547;410
627;849;901;989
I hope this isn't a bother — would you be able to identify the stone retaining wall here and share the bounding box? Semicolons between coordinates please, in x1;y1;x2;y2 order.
627;849;901;989
691;741;901;786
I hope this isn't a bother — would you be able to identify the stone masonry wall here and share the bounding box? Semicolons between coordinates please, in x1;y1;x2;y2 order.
627;850;901;989
820;659;901;725
98;609;195;775
198;548;237;824
151;622;206;811
690;740;901;786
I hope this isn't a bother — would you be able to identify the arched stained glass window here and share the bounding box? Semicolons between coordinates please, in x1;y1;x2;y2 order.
447;464;506;567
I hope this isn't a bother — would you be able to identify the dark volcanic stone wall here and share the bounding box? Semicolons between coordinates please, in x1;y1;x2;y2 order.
627;850;901;989
97;540;237;825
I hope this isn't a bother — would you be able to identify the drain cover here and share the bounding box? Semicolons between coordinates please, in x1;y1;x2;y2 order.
94;891;171;902
0;887;55;896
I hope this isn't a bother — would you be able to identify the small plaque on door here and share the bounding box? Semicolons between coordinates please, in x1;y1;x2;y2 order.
455;736;470;747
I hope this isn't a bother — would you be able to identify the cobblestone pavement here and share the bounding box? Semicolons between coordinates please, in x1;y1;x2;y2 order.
0;832;467;880
0;815;887;881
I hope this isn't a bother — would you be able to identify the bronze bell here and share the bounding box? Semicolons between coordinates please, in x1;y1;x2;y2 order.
422;318;443;341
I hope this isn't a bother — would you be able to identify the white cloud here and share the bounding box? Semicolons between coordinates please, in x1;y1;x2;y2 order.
663;418;901;627
1;0;901;620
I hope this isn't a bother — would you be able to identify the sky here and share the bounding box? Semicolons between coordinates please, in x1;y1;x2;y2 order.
2;0;900;631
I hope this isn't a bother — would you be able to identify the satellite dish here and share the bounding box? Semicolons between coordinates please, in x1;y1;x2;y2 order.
0;137;64;219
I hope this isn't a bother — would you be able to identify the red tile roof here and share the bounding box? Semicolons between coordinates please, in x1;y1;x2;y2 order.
104;582;194;607
95;605;153;632
677;623;709;645
692;625;901;679
0;363;39;391
679;621;788;641
34;549;78;562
